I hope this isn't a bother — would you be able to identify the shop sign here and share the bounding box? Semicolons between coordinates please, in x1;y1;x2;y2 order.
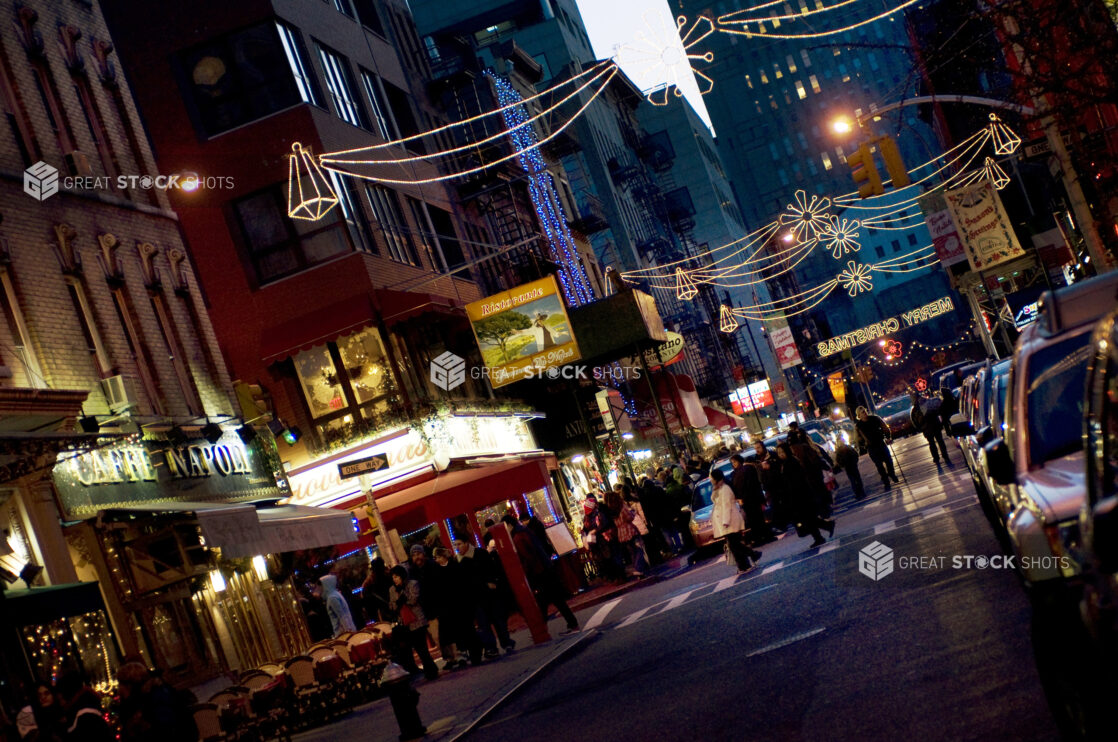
466;275;582;388
52;431;275;519
286;415;538;508
765;313;802;369
624;331;685;370
338;454;389;479
918;191;967;267
816;297;955;357
944;180;1025;272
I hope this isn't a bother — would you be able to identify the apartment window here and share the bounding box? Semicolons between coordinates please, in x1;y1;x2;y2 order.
29;58;78;169
744;74;753;89
149;294;201;415
406;197;442;271
760;70;769;84
891;239;901;252
108;286;164;416
876;245;885;258
181;23;303;136
329;0;356;18
821;152;832;170
0;271;46;388
795;80;807;99
382;81;425;154
365;185;418;265
360;70;394;139
316;45;367;128
353;0;385;35
772;63;783;80
0;58;37;165
809;75;821;94
800;49;812;68
908;233;919;246
276;22;319;106
786;54;797;74
427;206;466;269
331;172;375;253
234;187;350;282
66;280;112;377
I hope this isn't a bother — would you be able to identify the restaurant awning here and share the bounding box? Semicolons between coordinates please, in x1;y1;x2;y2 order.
3;582;106;625
259;290;466;363
369;458;552;534
702;406;745;431
98;501;357;557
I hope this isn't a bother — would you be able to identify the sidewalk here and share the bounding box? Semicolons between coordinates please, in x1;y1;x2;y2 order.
292;630;597;742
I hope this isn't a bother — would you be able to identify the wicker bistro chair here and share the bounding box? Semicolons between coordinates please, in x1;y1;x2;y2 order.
283;656;326;728
346;633;386;696
209;687;255;741
311;652;356;716
245;675;293;742
257;663;285;677
191;702;228;742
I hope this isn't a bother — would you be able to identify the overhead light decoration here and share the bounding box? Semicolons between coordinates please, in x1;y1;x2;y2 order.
619;12;716;106
822;216;861;259
286;142;338;221
988;113;1021;156
719;304;739;333
779;190;832;242
981;157;1011;190
282;426;302;446
838;261;874;296
675;267;699;300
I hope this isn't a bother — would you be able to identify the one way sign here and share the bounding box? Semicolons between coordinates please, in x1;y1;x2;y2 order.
338;454;389;479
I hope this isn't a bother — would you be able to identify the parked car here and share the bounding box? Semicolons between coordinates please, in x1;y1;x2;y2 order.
875;394;916;437
799;419;838;452
951;358;1012;530
931;359;979;391
981;272;1118;610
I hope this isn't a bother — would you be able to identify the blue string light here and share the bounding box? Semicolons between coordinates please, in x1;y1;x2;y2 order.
487;73;595;307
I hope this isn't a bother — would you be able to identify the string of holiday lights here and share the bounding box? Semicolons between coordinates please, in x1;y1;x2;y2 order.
490;73;596;306
718;0;925;41
320;60;612;158
720;0;863;25
322;62;616;168
622;221;781;277
620;13;715;106
318;65;619;187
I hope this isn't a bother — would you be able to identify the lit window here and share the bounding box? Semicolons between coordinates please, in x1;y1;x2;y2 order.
365;185;419;265
800;49;812;68
360;69;394;139
786;55;797;74
276;23;318;106
795;81;807;99
745;74;753;89
809;75;821;94
760;71;770;84
773;63;783;80
317;44;367;128
821;152;832;171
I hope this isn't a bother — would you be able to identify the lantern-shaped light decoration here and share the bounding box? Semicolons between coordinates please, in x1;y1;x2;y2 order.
675;267;698;300
981;157;1011;190
988;113;1021;156
719;304;738;333
287;142;338;221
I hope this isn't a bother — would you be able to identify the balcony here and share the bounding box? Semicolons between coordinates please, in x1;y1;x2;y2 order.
567;193;608;234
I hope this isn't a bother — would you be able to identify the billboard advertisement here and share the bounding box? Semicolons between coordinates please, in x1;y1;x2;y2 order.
466;275;581;388
729;380;774;414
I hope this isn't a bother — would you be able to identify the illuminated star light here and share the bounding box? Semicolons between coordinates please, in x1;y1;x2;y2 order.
822;216;861;259
779;189;832;242
619;13;715;106
838;261;873;296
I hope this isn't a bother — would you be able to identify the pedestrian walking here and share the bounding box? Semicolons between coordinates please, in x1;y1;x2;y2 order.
319;574;356;636
775;443;835;547
637;469;671;561
790;439;833;517
729;454;775;545
581;494;624;582
361;558;394;624
453;536;516;658
606;489;650;577
388;565;439;680
938;386;959;427
506;516;580;634
430;547;483;667
855;406;899;488
910;391;950;465
834;439;865;499
709;469;762;571
752;440;790;531
661;469;690;551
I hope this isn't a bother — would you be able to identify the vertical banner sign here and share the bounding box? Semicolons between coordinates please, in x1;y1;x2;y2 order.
827;373;846;404
918;191;967;266
944;179;1025;272
765;312;803;369
466;275;582;388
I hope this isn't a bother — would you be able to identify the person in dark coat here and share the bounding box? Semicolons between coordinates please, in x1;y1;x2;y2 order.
430;546;482;667
361;557;394;624
791;440;833;517
834;439;865;499
752;440;790;531
636;470;671;561
855;406;899;487
729;454;775;545
506;516;579;633
56;671;113;742
775;443;835;548
938;387;960;431
453;536;515;658
910;391;950;466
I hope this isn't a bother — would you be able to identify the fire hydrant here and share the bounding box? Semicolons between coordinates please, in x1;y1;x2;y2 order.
379;662;425;740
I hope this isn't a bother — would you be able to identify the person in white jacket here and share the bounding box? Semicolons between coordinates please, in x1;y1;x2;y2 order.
710;469;763;572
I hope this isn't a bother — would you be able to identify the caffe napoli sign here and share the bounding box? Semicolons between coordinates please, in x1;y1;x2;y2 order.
52;431;277;518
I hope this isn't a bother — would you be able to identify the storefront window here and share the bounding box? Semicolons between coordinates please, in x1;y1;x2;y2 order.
21;611;119;691
524;487;560;526
338;327;392;405
294;345;346;419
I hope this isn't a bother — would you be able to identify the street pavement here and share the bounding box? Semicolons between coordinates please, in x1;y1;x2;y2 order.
296;435;1065;741
462;435;1064;741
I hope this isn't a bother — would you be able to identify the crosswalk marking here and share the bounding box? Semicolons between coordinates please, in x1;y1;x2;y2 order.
746;627;826;658
614;607;651;629
817;542;838;554
664;591;694;612
712;575;739;593
761;562;783;574
583;598;622;631
921;505;945;518
874;522;897;535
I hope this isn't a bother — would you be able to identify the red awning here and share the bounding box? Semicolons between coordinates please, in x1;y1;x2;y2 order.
702;406;744;431
259;290;465;362
372;458;551;534
260;296;375;363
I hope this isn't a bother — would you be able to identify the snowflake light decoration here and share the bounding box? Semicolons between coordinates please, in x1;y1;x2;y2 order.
675;267;699;300
988;113;1021;156
619;13;715;106
779;190;832;242
838;261;873;296
981;156;1011;190
822;216;861;259
719;304;739;333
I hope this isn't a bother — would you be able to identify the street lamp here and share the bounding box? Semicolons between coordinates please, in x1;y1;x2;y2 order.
831;116;854;136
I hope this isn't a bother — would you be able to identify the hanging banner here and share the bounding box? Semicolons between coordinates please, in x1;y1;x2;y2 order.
466;275;581;388
918;191;967;266
827;373;846;404
765;313;803;369
944;179;1025;272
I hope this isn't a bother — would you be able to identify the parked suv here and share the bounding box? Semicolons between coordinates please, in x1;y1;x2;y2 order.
982;273;1118;608
951;358;1012;528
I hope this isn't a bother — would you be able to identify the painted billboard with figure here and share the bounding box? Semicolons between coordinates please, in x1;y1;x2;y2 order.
466;275;582;388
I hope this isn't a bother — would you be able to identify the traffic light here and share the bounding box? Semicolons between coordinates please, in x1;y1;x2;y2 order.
233;381;272;423
847;143;883;198
877;135;911;189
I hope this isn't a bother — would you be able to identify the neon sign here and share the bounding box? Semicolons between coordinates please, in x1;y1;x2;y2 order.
816;297;955;357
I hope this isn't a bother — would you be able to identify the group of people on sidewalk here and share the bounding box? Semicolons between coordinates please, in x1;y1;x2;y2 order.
318;513;581;683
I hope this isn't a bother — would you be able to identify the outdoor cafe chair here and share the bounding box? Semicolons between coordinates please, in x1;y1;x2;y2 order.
284;656;325;727
191;702;228;742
